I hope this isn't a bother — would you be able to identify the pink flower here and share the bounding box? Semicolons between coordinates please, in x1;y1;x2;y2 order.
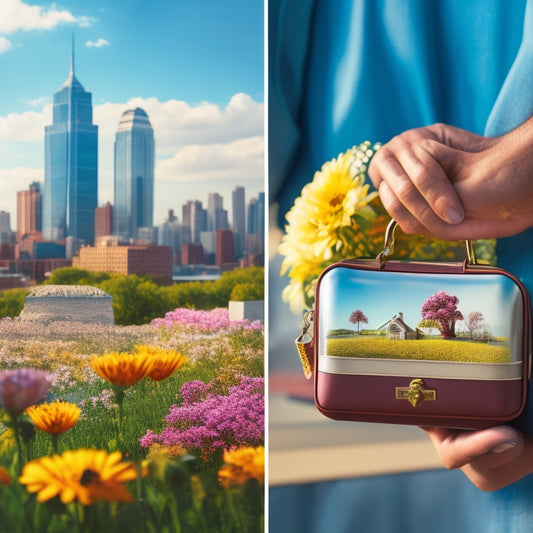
0;368;51;415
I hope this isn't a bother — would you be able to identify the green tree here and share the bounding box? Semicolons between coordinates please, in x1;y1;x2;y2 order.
0;288;28;318
99;275;165;325
230;283;264;301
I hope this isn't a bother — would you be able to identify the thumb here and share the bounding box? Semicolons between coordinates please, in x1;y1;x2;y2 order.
423;426;523;470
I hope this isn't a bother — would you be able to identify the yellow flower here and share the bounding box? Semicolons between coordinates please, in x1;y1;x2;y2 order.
279;142;381;312
218;446;264;488
91;351;155;387
133;346;189;382
0;465;11;486
19;449;137;505
26;401;80;435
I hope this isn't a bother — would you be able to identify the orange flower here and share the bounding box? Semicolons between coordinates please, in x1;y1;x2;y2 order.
134;346;189;382
26;401;80;435
19;449;137;505
91;352;154;387
0;465;11;486
218;446;264;488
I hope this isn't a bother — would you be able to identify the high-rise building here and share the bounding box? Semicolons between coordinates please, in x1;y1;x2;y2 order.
232;186;246;258
43;45;98;244
158;209;182;264
207;193;229;231
216;229;236;266
17;182;42;239
0;211;13;244
113;108;155;240
245;191;265;255
94;202;113;241
182;200;206;244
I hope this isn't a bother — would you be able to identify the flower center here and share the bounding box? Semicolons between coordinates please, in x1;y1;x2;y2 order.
80;469;99;486
329;193;344;208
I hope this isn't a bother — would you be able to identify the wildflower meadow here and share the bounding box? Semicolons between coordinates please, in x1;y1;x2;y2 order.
0;305;264;533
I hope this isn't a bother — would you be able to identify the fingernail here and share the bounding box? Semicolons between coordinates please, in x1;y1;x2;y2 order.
491;441;518;454
445;208;463;225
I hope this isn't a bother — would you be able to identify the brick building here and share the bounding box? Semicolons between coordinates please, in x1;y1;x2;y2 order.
73;244;172;280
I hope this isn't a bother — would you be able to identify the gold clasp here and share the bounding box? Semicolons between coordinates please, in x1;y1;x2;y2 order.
395;378;436;408
295;310;314;379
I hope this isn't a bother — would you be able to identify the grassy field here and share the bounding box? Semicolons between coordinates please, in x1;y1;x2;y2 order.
326;336;510;363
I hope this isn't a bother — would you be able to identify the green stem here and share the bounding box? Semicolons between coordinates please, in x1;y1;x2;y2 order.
51;433;59;455
10;414;24;474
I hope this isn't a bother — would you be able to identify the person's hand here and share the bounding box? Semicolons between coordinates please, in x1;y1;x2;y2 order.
422;425;533;491
368;120;533;240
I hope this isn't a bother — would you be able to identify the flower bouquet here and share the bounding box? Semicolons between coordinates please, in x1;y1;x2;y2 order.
279;142;496;314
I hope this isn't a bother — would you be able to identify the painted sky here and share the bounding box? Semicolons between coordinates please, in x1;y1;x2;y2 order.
0;0;264;226
319;268;522;337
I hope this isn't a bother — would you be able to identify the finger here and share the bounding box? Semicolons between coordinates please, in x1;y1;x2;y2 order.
423;426;522;470
393;138;465;225
378;181;428;235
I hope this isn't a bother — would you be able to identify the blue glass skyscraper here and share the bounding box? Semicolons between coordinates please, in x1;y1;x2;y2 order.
113;108;155;240
43;48;98;244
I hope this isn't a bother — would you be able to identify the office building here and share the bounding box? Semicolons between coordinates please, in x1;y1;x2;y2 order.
182;200;206;244
43;46;98;243
158;209;183;264
95;202;113;241
73;243;172;280
216;229;236;266
232;186;246;258
207;193;229;231
181;243;204;265
113;108;155;240
17;182;42;239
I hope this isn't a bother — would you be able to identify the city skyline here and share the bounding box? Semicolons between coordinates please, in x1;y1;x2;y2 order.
0;1;264;228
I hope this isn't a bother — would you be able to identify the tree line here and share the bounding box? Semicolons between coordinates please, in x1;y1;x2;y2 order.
0;266;264;326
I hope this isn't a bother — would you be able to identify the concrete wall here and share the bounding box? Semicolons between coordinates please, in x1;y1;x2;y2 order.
20;285;114;325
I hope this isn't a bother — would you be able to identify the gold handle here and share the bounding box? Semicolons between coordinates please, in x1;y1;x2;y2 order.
377;219;476;268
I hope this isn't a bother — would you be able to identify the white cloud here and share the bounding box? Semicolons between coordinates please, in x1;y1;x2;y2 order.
0;37;12;53
157;137;264;182
86;38;109;48
0;105;51;141
0;0;93;34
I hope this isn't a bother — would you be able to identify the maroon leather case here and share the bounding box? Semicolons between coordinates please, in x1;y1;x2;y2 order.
310;258;531;429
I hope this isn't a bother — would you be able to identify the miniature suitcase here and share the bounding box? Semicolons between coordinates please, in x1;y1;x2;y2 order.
296;220;531;429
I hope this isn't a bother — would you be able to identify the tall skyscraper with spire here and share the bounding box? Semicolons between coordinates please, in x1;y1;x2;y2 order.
43;39;98;244
113;108;155;240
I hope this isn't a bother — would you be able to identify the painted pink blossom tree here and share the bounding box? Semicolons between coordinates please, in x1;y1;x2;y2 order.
349;310;368;333
464;311;485;339
421;291;463;338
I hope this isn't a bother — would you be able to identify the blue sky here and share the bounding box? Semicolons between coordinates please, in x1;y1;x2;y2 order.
0;0;264;226
319;269;521;338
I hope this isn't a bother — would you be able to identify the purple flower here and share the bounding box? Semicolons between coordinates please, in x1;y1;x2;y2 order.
140;376;264;457
151;307;263;332
0;368;51;415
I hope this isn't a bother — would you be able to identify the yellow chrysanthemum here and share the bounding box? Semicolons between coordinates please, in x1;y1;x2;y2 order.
91;351;155;387
279;143;381;312
218;446;265;488
133;346;189;382
26;401;80;435
0;465;11;486
19;449;137;505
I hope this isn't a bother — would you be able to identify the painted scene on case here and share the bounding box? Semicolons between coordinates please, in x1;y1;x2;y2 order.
319;268;524;364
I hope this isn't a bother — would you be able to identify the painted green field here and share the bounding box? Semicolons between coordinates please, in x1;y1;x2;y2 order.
326;337;510;363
